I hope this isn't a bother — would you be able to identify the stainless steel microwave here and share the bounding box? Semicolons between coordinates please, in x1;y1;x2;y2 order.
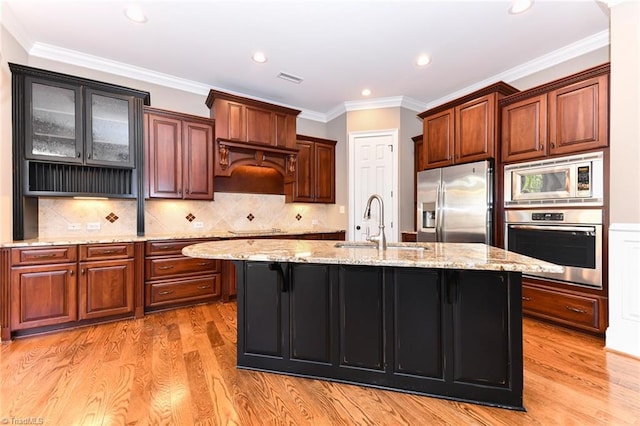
504;151;604;207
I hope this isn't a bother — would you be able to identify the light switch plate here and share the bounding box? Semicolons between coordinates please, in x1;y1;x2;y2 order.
87;222;101;230
67;223;81;230
193;221;204;229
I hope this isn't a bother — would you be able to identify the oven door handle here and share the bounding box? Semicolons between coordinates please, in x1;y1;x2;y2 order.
508;224;596;233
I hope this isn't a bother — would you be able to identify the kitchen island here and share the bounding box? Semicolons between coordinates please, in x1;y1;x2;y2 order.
183;239;562;410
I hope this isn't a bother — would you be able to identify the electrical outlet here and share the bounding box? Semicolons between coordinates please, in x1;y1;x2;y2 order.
67;223;81;231
339;205;345;214
193;221;204;229
311;219;319;225
87;222;101;230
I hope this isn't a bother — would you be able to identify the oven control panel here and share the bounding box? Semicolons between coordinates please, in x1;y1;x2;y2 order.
531;212;564;221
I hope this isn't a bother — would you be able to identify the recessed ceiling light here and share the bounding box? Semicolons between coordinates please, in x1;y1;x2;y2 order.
361;89;372;97
416;55;431;67
252;52;268;63
509;0;534;14
124;6;147;23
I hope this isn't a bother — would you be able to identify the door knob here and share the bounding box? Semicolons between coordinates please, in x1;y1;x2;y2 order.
356;225;361;230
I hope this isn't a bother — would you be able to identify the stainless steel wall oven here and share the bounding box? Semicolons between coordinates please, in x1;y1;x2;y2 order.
504;209;603;289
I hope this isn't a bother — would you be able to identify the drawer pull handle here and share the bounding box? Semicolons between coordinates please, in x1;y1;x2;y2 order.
33;254;56;258
197;262;212;266
197;285;210;290
158;290;175;295
99;250;117;254
565;305;587;314
522;296;532;301
157;246;173;250
158;266;175;270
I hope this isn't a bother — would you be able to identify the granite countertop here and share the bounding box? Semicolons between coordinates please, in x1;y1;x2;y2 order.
182;239;564;273
0;228;346;248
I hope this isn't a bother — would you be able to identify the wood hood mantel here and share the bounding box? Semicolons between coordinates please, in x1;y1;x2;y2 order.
216;138;298;177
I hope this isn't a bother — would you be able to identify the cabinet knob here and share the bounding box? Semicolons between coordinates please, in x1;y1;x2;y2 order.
539;144;543;151
87;153;91;159
69;270;74;276
77;152;81;158
550;142;555;149
81;268;86;275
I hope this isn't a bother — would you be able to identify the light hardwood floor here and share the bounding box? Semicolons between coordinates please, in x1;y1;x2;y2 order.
1;302;638;425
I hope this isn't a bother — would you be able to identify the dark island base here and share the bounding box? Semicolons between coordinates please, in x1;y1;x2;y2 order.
234;261;524;411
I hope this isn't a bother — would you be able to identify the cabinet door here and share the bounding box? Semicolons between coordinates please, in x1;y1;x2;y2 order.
25;77;83;163
449;270;514;389
423;108;455;168
11;264;78;329
85;89;135;168
548;75;608;155
246;106;273;145
147;114;183;198
501;95;548;162
394;268;443;379
183;120;214;200
455;94;495;163
314;142;335;203
79;259;135;320
294;140;314;202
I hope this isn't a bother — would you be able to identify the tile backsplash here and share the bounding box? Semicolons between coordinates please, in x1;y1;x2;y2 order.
38;193;332;237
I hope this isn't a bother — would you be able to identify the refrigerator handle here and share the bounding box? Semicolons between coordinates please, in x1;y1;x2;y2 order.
436;181;443;242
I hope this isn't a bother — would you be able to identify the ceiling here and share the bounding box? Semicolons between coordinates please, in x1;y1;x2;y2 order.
3;0;610;121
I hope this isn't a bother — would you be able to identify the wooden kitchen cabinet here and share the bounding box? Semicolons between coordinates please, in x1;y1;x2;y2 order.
78;243;135;320
287;135;336;203
501;64;609;163
418;82;518;170
144;239;221;310
6;243;140;338
10;245;78;330
145;107;214;200
522;280;607;334
206;90;300;149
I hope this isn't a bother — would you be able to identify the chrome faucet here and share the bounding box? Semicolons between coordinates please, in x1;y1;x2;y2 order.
364;194;387;252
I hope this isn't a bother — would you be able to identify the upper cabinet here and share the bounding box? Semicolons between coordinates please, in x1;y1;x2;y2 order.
144;107;215;200
418;82;519;170
501;63;609;163
21;71;142;169
286;135;336;203
206;90;300;179
10;63;150;240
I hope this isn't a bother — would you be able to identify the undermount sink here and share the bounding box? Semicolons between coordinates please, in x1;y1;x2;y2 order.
334;242;427;251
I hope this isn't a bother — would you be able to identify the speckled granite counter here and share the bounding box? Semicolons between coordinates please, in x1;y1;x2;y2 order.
182;239;562;273
0;229;346;248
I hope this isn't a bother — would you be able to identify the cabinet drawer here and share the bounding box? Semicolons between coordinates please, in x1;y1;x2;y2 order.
145;257;220;280
11;245;78;266
522;285;600;330
146;275;220;307
79;243;134;261
146;239;214;256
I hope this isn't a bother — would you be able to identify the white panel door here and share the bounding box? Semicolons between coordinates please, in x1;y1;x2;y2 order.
351;132;395;242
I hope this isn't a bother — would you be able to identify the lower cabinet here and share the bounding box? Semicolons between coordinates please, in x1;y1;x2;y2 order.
522;280;607;334
144;239;221;310
8;243;137;336
236;262;523;409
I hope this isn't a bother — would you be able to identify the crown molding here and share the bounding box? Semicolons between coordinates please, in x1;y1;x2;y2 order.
6;13;608;125
2;3;34;52
420;30;610;112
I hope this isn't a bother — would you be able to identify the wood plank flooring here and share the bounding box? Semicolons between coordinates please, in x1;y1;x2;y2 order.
1;302;638;425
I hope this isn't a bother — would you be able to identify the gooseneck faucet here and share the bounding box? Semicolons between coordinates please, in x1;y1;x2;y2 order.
364;194;387;252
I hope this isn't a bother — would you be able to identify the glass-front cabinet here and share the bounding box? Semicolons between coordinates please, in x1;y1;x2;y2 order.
25;77;135;168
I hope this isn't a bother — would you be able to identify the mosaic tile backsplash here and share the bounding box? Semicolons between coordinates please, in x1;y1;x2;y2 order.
38;193;333;237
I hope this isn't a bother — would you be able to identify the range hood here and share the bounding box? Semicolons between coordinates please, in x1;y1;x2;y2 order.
215;138;298;178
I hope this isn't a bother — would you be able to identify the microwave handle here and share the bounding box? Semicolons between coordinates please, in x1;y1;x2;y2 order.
509;224;595;233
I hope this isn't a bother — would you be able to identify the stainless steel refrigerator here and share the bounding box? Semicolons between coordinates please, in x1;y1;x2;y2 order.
417;160;493;243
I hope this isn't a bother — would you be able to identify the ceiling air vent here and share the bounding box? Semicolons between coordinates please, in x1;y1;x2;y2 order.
277;72;303;84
